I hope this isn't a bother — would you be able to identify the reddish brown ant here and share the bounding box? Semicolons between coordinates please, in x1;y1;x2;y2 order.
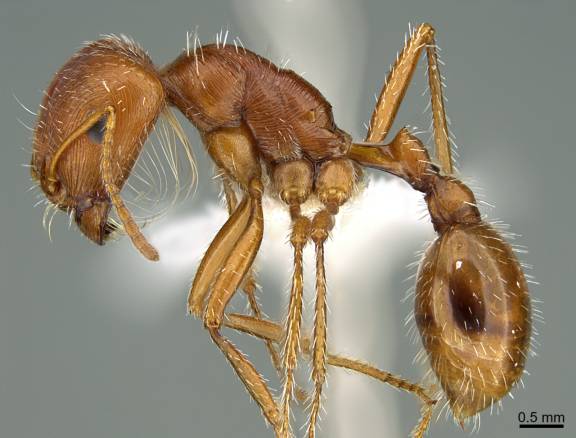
30;24;531;437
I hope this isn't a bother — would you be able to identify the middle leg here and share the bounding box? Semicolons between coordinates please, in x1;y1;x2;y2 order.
271;159;314;437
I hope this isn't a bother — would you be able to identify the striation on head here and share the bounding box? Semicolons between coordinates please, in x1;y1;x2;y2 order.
31;36;165;248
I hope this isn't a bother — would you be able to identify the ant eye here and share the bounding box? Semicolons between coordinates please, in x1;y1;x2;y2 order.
87;114;108;144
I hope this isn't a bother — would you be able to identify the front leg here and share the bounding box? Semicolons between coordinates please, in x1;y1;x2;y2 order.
222;176;284;377
203;178;283;431
191;125;282;434
204;179;264;328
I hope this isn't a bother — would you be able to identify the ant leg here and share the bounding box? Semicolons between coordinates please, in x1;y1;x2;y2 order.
222;177;283;376
350;128;436;187
352;126;528;422
207;327;282;431
203;179;282;432
325;356;436;438
271;160;314;437
308;212;331;438
223;178;311;405
308;158;358;438
225;314;437;438
204;179;264;329
224;313;283;341
189;124;262;317
366;23;452;173
205;180;283;432
191;125;281;433
187;194;251;316
243;276;313;408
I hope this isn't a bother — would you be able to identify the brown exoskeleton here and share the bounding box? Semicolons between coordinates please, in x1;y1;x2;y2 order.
30;24;531;437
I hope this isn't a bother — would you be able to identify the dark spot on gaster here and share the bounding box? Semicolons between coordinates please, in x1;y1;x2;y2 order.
449;259;486;333
87;114;108;144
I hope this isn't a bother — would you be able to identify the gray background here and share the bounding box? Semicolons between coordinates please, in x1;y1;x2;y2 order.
1;0;574;437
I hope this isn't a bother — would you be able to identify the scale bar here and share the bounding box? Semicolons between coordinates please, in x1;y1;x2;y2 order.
519;424;564;429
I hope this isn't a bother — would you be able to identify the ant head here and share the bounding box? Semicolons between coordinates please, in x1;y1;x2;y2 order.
32;36;164;251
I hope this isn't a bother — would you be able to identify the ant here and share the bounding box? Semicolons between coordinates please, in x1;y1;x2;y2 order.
29;23;531;437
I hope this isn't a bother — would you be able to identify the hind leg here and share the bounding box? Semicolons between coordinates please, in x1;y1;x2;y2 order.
326;356;436;438
225;313;437;438
366;23;452;173
307;158;359;438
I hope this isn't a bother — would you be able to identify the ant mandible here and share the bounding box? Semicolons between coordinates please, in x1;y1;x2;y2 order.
30;23;531;437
